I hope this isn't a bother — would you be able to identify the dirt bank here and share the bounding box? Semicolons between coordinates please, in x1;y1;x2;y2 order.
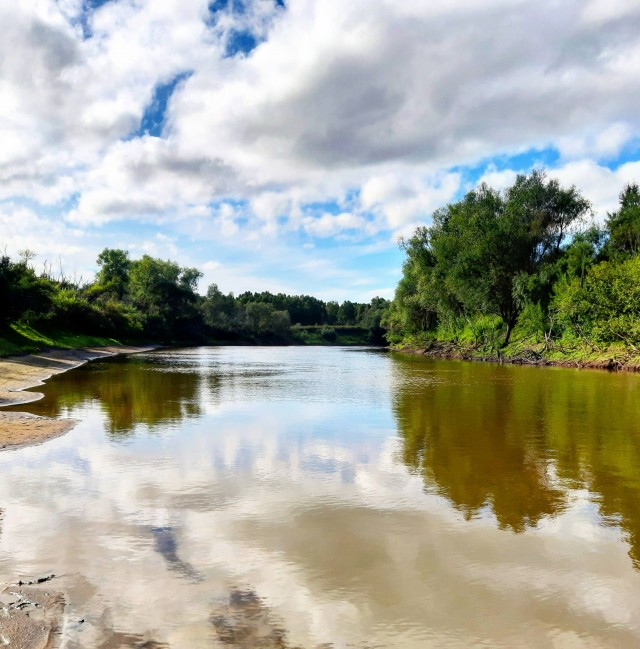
391;342;640;372
0;346;156;451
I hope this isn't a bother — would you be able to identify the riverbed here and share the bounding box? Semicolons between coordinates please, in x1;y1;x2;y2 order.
1;346;640;647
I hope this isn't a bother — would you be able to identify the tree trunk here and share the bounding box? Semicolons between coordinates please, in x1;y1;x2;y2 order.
502;314;517;347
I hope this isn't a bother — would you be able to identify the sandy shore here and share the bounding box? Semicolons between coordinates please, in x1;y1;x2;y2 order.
0;577;65;649
0;346;156;648
0;345;156;452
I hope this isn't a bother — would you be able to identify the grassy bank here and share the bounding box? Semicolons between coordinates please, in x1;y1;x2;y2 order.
0;323;123;358
391;333;640;371
0;322;383;358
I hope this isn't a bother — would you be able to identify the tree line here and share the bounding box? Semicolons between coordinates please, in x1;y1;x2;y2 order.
0;248;389;345
384;170;640;353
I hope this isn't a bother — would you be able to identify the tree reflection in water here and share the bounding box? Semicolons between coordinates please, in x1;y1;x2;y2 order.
5;354;205;437
392;354;640;566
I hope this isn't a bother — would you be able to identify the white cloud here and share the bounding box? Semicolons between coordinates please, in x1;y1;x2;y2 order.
581;0;640;24
476;166;520;193
557;123;634;161
360;171;461;231
302;212;368;238
550;159;640;220
2;0;640;296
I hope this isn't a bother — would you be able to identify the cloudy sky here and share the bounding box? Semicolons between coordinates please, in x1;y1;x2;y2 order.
2;0;640;300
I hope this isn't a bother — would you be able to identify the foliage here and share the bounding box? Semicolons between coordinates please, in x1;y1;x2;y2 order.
605;183;640;257
0;247;389;351
320;326;337;341
0;255;55;324
553;257;640;346
96;248;131;299
387;170;598;348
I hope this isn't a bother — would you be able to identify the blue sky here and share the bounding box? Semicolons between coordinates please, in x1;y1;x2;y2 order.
2;0;640;300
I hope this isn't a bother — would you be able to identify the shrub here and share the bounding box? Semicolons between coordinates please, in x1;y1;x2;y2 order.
320;326;337;342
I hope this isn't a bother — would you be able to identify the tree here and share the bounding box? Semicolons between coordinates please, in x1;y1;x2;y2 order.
202;284;241;332
128;255;202;338
96;248;132;299
387;171;591;346
337;300;357;325
244;302;275;333
325;301;339;324
605;183;640;257
384;227;455;339
0;255;54;325
562;226;604;287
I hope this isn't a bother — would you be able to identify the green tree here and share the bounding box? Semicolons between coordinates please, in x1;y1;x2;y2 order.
553;256;640;345
0;254;55;325
337;300;357;325
128;255;202;338
244;302;276;333
202;284;240;332
605;183;640;257
96;248;132;299
562;226;604;287
408;171;590;345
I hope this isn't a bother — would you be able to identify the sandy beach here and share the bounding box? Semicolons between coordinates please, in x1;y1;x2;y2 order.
0;345;155;452
0;345;156;648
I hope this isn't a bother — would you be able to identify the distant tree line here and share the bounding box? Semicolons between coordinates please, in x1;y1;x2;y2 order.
384;170;640;353
0;248;389;345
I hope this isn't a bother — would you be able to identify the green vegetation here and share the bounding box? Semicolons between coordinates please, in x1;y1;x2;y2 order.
385;172;640;366
290;325;375;345
0;249;388;356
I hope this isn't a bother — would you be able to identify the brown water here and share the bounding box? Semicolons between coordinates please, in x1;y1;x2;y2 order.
2;347;640;647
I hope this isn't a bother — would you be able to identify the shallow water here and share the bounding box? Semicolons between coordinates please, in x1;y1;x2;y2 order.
2;346;640;647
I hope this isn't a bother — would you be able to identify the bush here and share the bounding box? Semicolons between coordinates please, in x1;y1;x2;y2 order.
320;326;337;342
553;257;640;344
458;314;504;350
46;289;103;332
517;302;547;342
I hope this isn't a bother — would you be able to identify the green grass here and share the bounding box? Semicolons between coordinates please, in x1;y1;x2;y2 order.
0;322;120;358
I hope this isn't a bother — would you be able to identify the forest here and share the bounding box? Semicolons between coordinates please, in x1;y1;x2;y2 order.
0;248;388;355
384;170;640;363
4;168;640;362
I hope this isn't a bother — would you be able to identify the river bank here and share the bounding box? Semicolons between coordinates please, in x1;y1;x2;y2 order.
0;345;156;452
390;339;640;371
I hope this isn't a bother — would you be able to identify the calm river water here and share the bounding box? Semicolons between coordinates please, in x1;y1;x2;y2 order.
2;346;640;648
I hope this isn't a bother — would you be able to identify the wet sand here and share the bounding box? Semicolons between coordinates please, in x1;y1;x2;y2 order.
0;346;155;649
0;578;65;649
0;346;155;452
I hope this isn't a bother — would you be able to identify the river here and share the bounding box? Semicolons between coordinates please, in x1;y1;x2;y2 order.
1;346;640;647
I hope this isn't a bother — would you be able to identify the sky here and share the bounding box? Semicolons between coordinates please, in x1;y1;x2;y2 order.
2;0;640;301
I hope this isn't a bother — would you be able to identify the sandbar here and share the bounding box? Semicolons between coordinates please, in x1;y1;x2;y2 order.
0;345;155;451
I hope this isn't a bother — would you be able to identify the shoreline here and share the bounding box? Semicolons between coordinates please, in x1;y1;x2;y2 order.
0;345;157;452
390;341;640;372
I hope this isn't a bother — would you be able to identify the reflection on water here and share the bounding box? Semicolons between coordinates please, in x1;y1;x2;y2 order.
2;347;640;647
211;589;301;649
7;353;205;436
392;354;640;565
151;526;204;582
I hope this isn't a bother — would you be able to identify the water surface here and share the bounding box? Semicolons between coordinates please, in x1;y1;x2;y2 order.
2;347;640;647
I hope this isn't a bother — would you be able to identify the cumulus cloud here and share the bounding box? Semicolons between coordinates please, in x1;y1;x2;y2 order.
2;0;640;296
551;159;640;220
360;170;461;231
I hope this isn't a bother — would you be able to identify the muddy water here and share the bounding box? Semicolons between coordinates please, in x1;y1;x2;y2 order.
1;347;640;647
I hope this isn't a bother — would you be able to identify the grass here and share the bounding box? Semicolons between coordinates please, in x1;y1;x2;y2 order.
0;322;121;358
